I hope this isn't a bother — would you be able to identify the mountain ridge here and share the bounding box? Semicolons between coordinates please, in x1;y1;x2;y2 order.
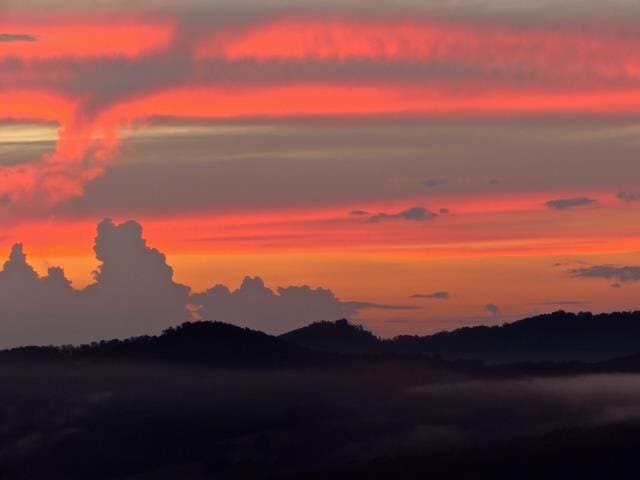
4;310;640;366
280;310;640;363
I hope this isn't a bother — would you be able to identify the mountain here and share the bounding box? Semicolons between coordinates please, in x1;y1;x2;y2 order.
0;321;317;368
279;319;381;354
279;311;640;363
5;315;640;479
5;310;640;367
393;310;640;363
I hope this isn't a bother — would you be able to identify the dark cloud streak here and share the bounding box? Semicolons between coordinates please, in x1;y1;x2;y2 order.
545;197;596;210
0;33;37;42
368;206;438;223
618;191;640;202
531;300;587;306
569;265;640;284
411;291;450;300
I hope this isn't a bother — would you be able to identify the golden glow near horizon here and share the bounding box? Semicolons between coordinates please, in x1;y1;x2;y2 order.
1;3;640;336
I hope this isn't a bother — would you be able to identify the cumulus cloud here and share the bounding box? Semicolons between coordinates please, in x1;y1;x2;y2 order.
545;197;596;210
0;244;77;347
349;209;370;216
569;265;640;284
0;219;190;347
485;303;502;316
80;219;191;340
0;219;422;346
192;276;417;335
369;206;438;223
411;291;450;300
618;191;640;202
0;33;37;42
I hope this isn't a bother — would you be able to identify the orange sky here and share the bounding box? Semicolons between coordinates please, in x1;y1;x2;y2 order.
1;5;640;336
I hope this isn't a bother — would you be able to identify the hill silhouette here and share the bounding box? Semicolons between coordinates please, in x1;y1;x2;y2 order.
5;318;640;479
0;321;317;368
279;319;381;354
279;311;640;363
390;310;640;363
4;310;640;368
5;313;640;478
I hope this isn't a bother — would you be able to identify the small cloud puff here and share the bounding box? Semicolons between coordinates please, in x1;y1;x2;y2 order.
369;206;438;223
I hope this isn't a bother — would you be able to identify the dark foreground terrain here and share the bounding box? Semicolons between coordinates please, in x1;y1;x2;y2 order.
4;313;640;479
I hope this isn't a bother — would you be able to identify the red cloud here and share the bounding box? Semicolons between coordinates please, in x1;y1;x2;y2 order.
98;85;640;123
0;17;175;61
0;90;119;206
196;18;640;81
6;82;640;209
4;15;640;210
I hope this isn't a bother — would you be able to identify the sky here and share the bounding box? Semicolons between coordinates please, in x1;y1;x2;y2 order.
1;0;640;344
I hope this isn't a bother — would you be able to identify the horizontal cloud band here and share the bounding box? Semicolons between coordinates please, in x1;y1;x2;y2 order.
197;18;640;82
5;13;640;209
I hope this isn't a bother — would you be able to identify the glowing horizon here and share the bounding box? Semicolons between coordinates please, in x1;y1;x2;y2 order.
1;1;639;339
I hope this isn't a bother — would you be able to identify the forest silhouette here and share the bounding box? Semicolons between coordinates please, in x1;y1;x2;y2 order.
4;314;640;478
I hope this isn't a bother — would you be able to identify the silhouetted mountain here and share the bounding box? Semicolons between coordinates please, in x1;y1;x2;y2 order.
390;310;640;363
279;319;381;354
6;315;640;478
0;321;317;368
279;311;640;364
5;310;640;368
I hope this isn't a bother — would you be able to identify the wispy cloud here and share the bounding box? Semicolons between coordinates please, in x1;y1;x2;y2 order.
344;301;421;311
349;210;370;216
0;33;37;42
411;291;450;300
531;300;587;306
569;265;640;284
618;191;640;202
545;197;596;211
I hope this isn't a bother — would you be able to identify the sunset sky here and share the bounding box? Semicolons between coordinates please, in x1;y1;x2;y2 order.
2;0;640;341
